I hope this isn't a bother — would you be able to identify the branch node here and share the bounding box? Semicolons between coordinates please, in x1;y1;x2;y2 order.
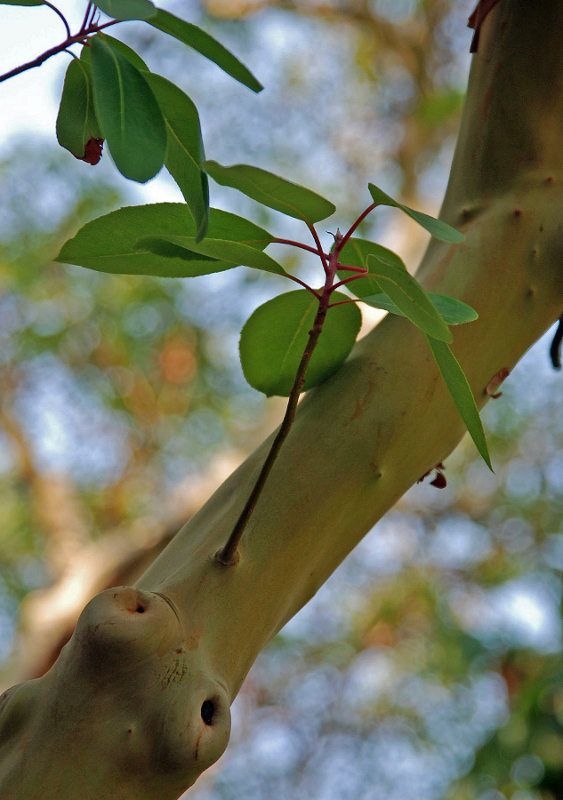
214;548;240;567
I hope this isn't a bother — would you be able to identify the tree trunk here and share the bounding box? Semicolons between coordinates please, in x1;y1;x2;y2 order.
1;2;561;797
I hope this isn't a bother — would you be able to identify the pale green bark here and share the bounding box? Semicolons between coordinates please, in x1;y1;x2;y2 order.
1;2;561;798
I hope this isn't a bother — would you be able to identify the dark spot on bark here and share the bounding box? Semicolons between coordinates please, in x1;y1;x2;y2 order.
430;472;447;489
201;700;214;726
513;209;521;217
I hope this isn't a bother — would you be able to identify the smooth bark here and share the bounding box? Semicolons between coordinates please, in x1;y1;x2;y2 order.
1;2;561;797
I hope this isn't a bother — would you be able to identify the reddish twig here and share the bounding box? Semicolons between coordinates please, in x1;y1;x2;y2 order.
307;222;329;274
215;287;332;565
334;202;378;255
216;235;343;565
0;19;120;84
271;237;326;258
43;1;71;38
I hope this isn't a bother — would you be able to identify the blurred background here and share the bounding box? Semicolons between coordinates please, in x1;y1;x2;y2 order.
0;1;561;799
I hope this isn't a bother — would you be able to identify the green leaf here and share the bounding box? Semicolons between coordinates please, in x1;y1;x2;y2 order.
89;34;166;183
338;238;404;272
240;290;361;397
147;9;263;93
95;34;149;70
56;59;101;157
422;295;478;324
0;0;43;5
94;0;156;21
368;183;465;243
365;253;452;342
356;292;478;325
56;203;273;278
426;337;492;469
137;235;287;276
204;160;336;223
144;73;209;241
337;238;403;298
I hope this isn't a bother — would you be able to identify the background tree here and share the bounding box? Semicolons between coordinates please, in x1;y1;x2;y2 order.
0;1;561;798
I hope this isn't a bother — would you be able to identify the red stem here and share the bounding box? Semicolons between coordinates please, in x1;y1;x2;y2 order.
43;1;71;39
271;237;326;258
307;222;329;274
328;298;361;308
79;2;94;33
285;275;321;298
335;201;379;256
337;264;368;273
331;272;368;291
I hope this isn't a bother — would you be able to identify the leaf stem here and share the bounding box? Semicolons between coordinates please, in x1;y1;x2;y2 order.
336;201;379;255
271;237;326;257
331;272;367;292
328;298;361;308
337;264;368;273
43;1;71;39
79;2;94;34
307;222;329;274
284;275;321;298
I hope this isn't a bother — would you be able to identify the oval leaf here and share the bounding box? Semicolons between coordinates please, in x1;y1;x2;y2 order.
56;59;101;157
147;9;262;93
204;160;336;223
90;34;166;183
94;34;149;71
424;294;478;324
368;183;465;243
426;337;492;469
240;290;361;397
366;253;452;342
144;73;209;241
94;0;155;20
355;292;478;325
337;238;402;298
56;203;273;278
137;235;287;276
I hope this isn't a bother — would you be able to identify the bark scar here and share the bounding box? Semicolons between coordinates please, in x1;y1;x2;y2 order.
485;367;510;398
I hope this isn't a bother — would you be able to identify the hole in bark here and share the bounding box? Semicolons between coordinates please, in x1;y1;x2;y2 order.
136;604;145;613
201;700;214;726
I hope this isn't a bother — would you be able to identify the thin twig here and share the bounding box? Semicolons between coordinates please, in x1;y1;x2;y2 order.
335;201;379;255
79;1;94;34
337;264;368;273
215;290;331;566
307;222;329;274
284;275;321;298
328;298;362;308
271;237;326;257
0;19;119;84
331;272;367;291
43;1;71;38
